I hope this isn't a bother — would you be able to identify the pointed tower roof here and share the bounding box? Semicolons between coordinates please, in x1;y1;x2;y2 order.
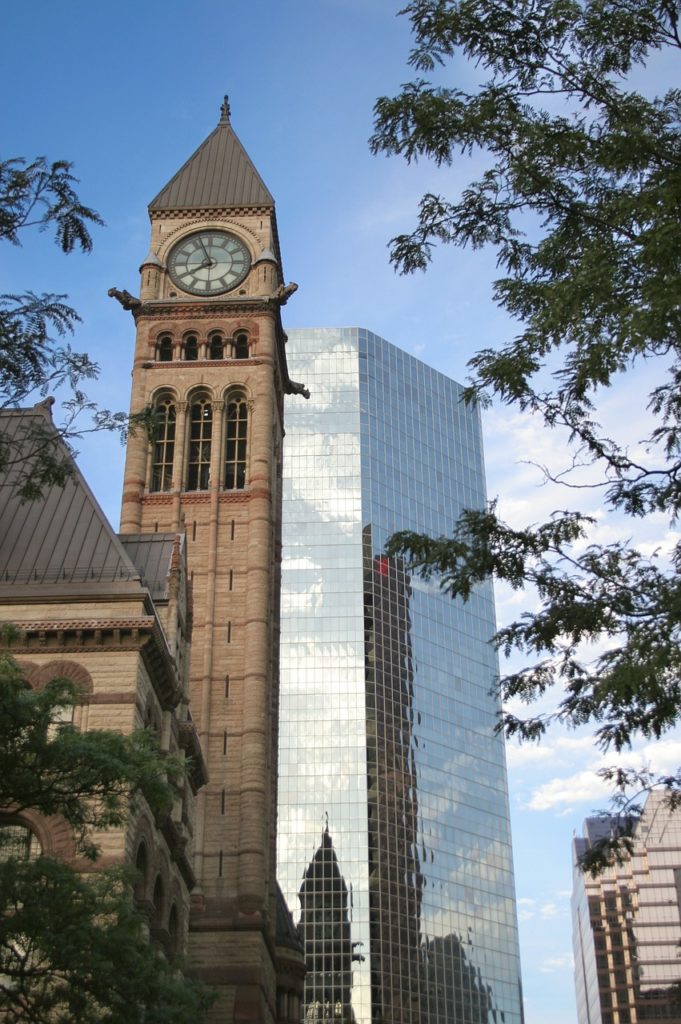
299;825;348;898
149;97;274;211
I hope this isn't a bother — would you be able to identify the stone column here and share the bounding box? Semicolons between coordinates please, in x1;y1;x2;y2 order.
237;353;275;914
171;402;188;531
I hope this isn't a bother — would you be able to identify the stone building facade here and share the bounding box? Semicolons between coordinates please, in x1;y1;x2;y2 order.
0;101;305;1023
0;402;205;960
116;99;307;1022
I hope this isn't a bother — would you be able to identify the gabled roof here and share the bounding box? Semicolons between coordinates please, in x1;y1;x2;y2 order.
119;533;179;602
149;98;274;211
275;882;304;954
300;826;348;895
0;404;141;588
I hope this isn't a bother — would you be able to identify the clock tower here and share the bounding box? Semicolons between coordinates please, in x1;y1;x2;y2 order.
117;99;307;1023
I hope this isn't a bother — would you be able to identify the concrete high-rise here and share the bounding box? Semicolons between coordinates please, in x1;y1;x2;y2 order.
573;793;681;1024
277;328;524;1024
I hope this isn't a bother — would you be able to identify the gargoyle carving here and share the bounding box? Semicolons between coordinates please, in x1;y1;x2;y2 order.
268;282;298;307
288;379;310;399
108;287;141;311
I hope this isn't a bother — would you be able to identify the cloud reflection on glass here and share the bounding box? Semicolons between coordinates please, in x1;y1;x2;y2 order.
278;328;523;1023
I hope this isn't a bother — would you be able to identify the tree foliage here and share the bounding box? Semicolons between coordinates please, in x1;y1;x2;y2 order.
0;653;212;1022
0;157;127;499
0;859;210;1024
0;657;177;858
371;0;681;850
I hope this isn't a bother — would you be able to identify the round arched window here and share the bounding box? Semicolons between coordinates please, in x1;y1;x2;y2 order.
0;823;41;863
184;335;199;361
187;397;212;491
209;334;224;360
225;393;248;490
157;335;173;362
234;333;249;359
150;397;176;493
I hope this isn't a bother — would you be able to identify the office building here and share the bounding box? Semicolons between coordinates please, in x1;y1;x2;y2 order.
277;327;524;1023
573;792;681;1024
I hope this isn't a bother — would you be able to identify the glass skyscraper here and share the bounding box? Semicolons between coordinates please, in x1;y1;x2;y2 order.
277;328;523;1024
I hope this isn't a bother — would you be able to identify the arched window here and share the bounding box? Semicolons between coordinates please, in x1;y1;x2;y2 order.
150;397;176;493
47;700;75;739
187;397;212;491
0;823;41;863
234;333;249;359
157;335;173;362
209;334;224;360
225;393;248;490
184;334;198;361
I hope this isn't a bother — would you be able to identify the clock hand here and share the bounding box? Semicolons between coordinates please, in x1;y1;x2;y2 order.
195;239;217;272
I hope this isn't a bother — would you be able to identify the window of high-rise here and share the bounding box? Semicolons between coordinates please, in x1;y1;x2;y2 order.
278;327;524;1024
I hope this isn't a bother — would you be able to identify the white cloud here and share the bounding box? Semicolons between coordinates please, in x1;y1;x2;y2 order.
553;735;598;754
638;738;681;776
540;954;574;974
517;897;537;921
518;732;681;813
527;769;611;811
506;743;552;767
510;733;596;764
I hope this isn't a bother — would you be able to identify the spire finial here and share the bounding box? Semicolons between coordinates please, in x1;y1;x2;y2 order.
220;95;231;122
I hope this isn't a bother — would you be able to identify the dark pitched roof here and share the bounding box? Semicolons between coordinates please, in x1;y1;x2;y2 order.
119;533;179;602
275;882;304;953
0;405;140;588
149;99;274;211
299;826;348;895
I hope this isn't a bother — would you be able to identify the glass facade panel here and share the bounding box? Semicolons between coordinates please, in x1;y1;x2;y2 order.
278;328;523;1024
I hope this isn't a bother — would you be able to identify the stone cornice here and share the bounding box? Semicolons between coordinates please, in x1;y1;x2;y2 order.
152;206;273;221
1;618;183;711
132;298;305;397
138;493;173;506
178;720;209;792
159;814;196;890
217;491;250;504
140;491;251;506
3;617;154;631
136;299;273;320
141;357;261;370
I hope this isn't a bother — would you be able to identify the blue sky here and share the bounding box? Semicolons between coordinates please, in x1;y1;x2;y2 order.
3;3;676;1022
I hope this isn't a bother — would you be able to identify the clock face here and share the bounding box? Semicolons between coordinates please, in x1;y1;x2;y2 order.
167;230;251;295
